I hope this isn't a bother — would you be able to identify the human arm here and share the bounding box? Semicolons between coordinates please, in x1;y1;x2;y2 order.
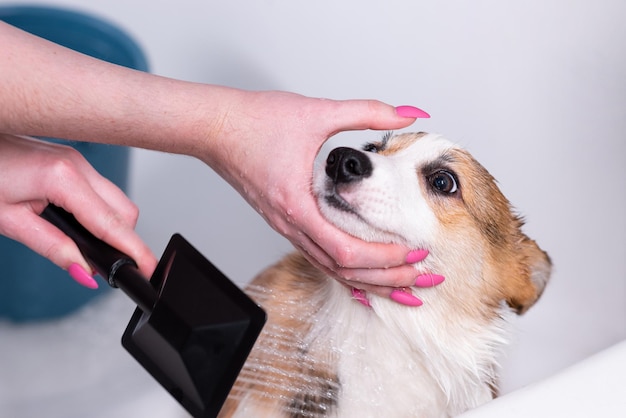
0;21;430;297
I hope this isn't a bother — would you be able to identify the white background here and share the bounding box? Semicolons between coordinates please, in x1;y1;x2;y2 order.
1;1;624;417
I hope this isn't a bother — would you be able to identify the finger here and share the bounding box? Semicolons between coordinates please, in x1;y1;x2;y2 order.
346;283;403;300
28;137;141;230
1;206;92;274
302;215;411;270
292;236;342;276
328;100;430;134
86;176;139;225
66;200;158;277
296;244;420;305
42;166;158;277
336;264;419;289
67;153;141;228
293;233;418;288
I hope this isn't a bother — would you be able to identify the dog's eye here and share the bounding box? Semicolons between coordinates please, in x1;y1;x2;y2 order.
363;142;380;153
428;171;458;194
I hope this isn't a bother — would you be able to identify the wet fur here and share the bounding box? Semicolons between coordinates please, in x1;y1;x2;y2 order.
218;133;551;418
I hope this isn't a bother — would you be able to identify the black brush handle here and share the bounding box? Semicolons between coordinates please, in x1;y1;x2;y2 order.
41;204;157;313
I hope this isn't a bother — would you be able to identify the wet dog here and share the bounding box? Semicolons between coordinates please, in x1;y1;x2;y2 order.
218;132;551;418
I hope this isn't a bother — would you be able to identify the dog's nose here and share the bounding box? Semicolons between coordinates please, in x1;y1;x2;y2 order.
325;147;373;184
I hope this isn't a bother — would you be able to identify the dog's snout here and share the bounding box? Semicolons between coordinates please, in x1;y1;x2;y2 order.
325;147;373;184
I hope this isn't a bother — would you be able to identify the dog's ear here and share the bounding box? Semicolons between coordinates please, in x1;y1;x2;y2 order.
504;236;552;315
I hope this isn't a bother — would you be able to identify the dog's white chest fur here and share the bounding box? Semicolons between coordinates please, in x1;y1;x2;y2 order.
312;281;507;418
229;277;511;418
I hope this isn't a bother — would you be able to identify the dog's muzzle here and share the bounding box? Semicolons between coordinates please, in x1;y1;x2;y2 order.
325;147;373;184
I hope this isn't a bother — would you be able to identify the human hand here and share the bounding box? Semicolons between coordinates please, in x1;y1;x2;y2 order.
198;91;442;303
0;135;157;287
0;24;438;302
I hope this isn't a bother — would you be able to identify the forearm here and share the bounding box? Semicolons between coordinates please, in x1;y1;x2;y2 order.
0;21;238;158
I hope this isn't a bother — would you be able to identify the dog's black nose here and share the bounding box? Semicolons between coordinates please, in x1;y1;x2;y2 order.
325;147;373;184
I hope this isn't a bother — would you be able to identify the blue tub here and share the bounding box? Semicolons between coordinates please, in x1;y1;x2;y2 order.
0;6;149;321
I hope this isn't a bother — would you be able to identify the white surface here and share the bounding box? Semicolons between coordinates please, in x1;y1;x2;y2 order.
459;340;626;418
1;0;625;417
0;293;183;418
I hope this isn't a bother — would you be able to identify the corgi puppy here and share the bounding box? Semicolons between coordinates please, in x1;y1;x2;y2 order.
218;132;551;418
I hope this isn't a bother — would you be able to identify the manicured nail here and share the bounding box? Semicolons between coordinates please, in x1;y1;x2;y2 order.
396;105;430;119
351;288;371;307
390;289;423;307
414;273;445;288
68;263;98;289
406;249;429;264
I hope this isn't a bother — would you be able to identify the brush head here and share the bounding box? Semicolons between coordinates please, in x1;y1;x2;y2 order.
122;234;266;418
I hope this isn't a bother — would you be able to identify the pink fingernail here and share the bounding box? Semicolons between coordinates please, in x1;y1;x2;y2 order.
68;263;98;289
396;106;430;119
351;288;371;307
406;249;429;264
390;290;423;307
414;273;445;288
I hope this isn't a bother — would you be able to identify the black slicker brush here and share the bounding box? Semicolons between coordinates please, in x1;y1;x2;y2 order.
41;204;266;418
